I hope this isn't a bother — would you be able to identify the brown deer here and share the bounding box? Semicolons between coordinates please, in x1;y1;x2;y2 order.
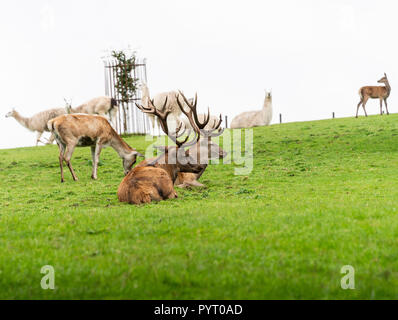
117;166;178;204
118;94;218;204
356;73;391;118
48;114;143;182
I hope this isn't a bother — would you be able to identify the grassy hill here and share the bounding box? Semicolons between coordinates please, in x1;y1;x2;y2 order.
1;114;398;299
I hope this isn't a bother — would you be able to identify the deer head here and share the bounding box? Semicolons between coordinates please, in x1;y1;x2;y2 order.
136;96;204;179
378;73;389;85
176;91;226;164
122;150;143;175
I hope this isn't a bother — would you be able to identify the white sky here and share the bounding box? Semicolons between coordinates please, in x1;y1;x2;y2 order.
0;0;396;149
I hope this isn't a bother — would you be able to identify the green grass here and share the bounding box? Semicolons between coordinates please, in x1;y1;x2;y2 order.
1;114;398;299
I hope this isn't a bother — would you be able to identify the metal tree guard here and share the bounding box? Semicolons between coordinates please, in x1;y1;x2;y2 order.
103;56;151;135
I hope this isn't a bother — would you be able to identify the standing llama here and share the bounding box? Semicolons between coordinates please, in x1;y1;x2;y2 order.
139;83;190;135
5;107;68;145
230;90;273;129
66;96;118;127
356;73;391;118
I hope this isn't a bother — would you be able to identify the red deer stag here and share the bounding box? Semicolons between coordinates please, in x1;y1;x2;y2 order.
117;96;207;204
174;91;227;188
48;114;143;182
356;73;391;118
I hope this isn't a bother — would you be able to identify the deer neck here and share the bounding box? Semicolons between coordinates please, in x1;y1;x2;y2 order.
150;152;180;183
162;163;179;183
12;111;30;129
384;80;391;94
110;133;133;159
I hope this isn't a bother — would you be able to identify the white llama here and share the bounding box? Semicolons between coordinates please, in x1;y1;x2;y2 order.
230;90;273;129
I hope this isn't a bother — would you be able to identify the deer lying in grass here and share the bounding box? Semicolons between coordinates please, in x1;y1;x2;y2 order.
356;73;391;118
118;96;210;204
5;107;68;145
48;114;143;182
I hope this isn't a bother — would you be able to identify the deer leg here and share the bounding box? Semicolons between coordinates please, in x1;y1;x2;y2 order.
91;143;102;180
356;101;362;118
64;144;78;181
57;142;66;183
380;99;383;115
384;99;390;115
362;97;369;117
90;145;95;163
177;180;205;188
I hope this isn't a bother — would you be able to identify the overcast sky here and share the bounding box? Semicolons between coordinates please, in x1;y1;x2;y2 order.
1;0;396;149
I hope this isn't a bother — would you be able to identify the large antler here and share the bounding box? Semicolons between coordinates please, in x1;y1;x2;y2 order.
136;97;198;148
201;115;224;139
176;91;224;139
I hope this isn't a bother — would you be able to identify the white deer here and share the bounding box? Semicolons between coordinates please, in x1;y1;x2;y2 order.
230;90;273;129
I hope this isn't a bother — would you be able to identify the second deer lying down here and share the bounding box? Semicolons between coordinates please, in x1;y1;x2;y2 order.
118;93;225;204
48;114;143;182
117;166;178;204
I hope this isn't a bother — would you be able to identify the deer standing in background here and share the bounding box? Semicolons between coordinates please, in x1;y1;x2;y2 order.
356;73;391;118
48;114;143;182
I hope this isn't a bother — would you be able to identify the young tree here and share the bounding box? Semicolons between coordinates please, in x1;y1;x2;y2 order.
111;50;138;133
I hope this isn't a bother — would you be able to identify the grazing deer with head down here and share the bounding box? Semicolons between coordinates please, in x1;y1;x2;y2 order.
356;73;391;118
48;114;143;182
118;94;220;204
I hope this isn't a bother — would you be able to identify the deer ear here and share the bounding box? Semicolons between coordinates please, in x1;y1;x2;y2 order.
146;156;161;167
134;151;144;157
385;73;387;77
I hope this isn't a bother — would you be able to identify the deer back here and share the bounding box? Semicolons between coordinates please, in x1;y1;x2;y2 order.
360;86;389;99
117;166;177;204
